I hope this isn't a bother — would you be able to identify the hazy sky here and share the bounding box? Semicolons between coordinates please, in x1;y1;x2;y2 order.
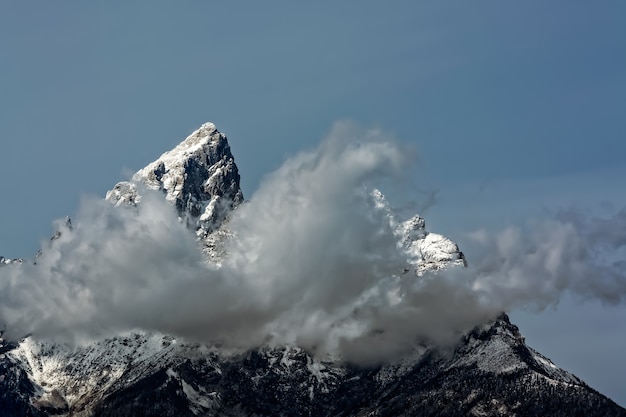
1;1;625;406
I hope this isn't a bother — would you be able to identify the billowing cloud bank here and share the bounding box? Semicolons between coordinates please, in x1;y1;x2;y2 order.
1;122;625;363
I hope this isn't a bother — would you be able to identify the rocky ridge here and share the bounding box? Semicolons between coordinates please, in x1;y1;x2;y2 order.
2;313;623;417
0;256;22;266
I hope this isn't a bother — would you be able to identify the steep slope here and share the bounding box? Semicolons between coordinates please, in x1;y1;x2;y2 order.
0;123;624;417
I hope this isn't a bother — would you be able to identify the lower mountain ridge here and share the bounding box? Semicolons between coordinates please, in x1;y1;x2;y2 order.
0;123;623;416
1;314;624;417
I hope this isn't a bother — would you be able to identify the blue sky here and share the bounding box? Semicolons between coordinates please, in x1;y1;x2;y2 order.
1;1;625;405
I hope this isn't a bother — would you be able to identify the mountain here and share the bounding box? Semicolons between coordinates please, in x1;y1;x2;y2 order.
105;122;243;262
1;123;624;417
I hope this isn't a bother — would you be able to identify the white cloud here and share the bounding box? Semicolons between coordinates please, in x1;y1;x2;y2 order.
1;121;626;365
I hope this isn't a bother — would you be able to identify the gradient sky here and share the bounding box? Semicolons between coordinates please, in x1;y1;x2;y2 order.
1;1;625;406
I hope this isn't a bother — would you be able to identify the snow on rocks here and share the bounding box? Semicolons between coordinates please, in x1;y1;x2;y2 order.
105;182;140;207
370;188;466;275
105;122;244;259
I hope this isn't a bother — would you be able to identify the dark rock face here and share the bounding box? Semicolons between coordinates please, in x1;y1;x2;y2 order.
2;316;623;417
131;122;244;236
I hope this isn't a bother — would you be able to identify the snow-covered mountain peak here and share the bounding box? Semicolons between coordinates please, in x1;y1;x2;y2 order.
136;122;225;188
370;188;466;274
106;123;243;240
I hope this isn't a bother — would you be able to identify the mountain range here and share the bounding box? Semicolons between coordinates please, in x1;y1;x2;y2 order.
0;123;624;416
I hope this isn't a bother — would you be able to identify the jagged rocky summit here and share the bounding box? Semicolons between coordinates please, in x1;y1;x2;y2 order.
105;122;244;261
106;122;243;238
0;123;624;417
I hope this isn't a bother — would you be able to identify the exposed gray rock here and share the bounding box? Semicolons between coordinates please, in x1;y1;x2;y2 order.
108;123;243;234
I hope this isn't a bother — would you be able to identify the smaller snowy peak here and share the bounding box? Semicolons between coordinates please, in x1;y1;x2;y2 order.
454;314;531;374
105;182;140;207
370;188;465;273
418;233;466;267
453;314;582;385
107;123;244;238
375;189;465;273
